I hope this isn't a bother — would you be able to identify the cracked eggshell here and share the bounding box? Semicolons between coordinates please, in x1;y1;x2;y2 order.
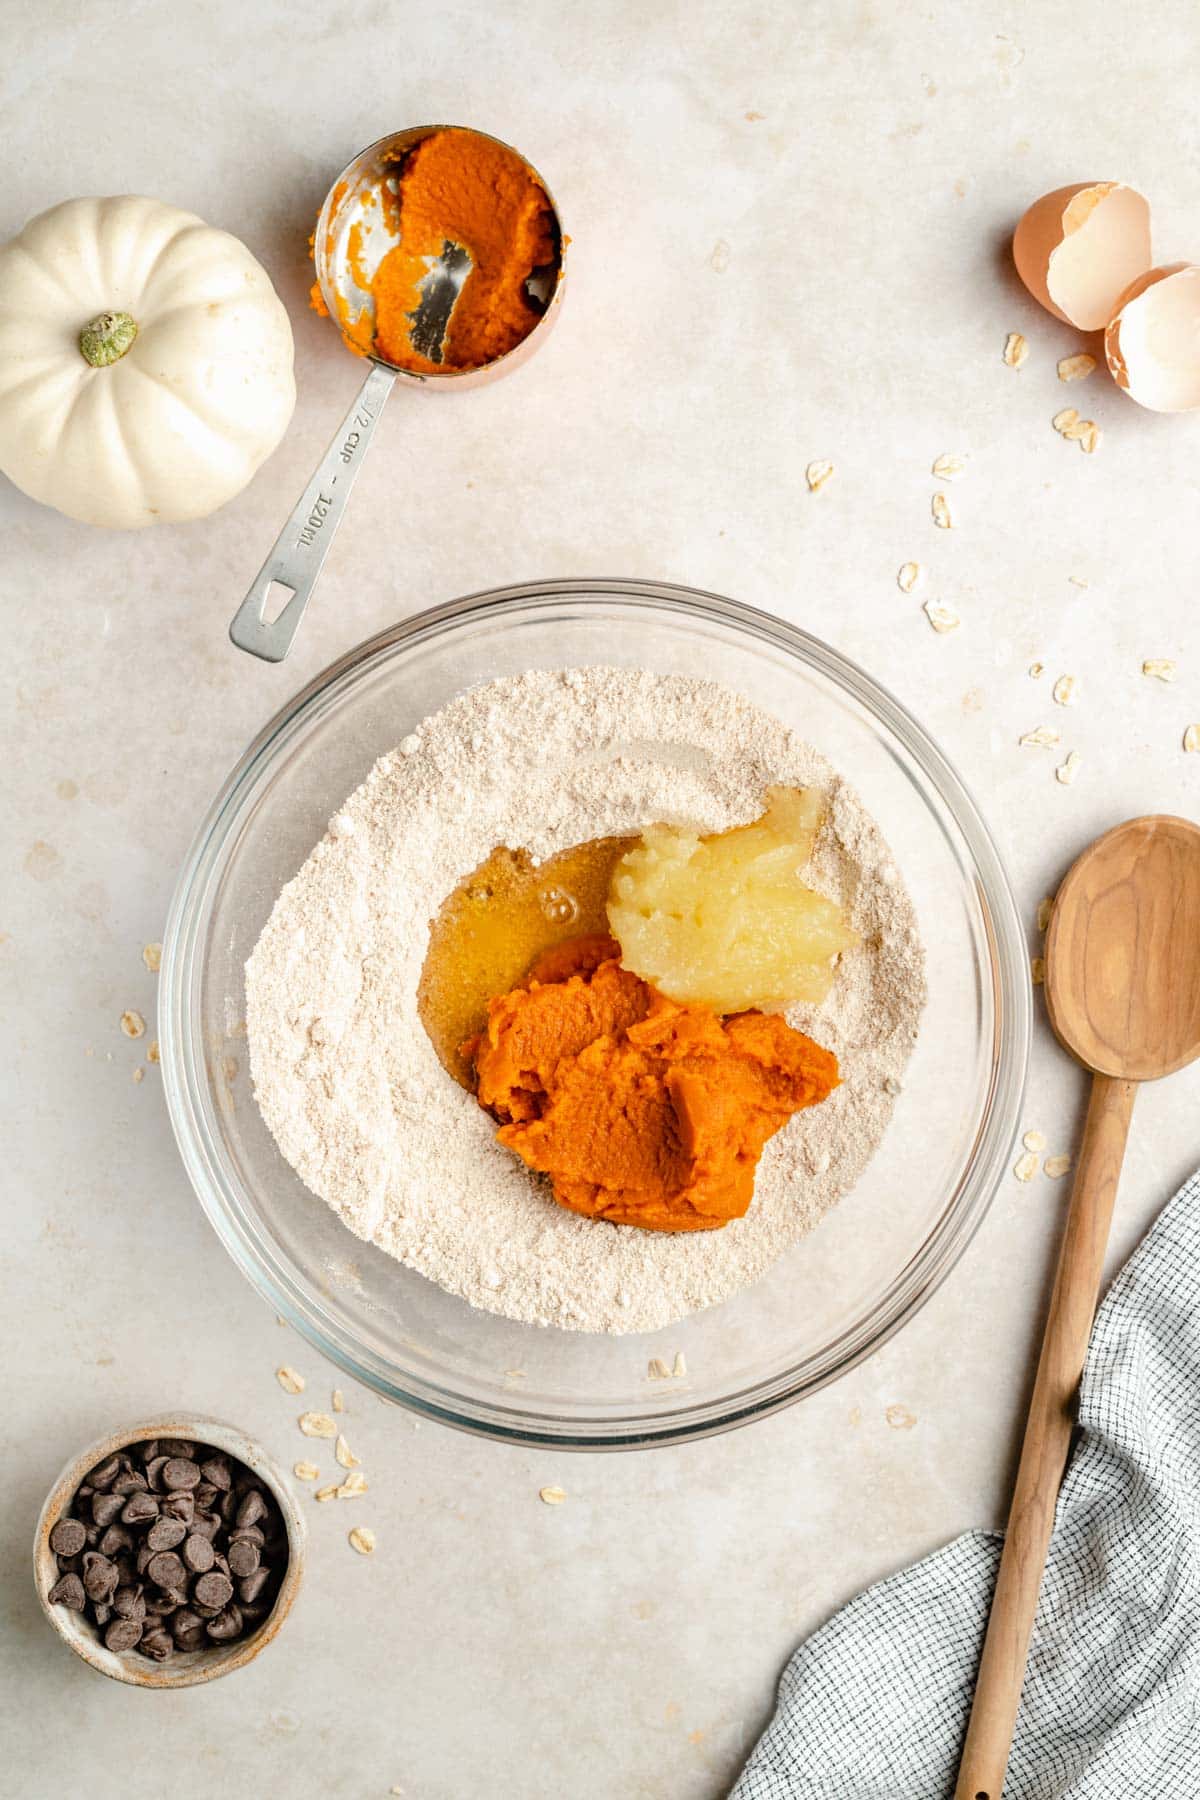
1105;263;1200;412
1012;182;1151;331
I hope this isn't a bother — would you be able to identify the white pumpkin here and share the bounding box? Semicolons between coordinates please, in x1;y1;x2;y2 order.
0;195;295;529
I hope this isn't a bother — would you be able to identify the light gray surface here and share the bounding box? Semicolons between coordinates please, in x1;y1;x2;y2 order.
4;3;1200;1795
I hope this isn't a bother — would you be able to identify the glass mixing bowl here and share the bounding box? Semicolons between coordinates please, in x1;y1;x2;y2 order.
161;580;1029;1448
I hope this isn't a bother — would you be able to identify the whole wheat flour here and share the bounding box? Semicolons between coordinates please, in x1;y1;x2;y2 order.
245;669;926;1334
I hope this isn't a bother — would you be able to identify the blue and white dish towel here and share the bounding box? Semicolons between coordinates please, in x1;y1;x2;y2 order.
734;1170;1200;1798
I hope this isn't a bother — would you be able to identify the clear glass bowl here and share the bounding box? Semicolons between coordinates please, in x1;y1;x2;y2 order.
161;581;1029;1448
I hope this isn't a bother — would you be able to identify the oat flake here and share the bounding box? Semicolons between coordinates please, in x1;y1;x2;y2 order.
885;1404;917;1430
348;1527;376;1554
1143;660;1177;683
805;459;834;492
142;942;162;972
245;672;926;1336
897;561;922;594
924;599;960;634
1003;331;1029;368
539;1486;567;1505
1056;751;1083;785
120;1010;145;1039
1057;353;1096;382
1023;1130;1046;1152
931;492;953;530
1019;726;1060;749
1045;1154;1073;1180
298;1412;337;1439
1014;1151;1039;1182
276;1366;305;1395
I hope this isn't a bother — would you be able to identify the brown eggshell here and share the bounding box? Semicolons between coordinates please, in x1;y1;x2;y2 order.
1012;182;1151;330
1105;263;1200;412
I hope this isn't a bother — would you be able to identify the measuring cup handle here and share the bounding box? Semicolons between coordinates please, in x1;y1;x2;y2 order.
229;362;396;662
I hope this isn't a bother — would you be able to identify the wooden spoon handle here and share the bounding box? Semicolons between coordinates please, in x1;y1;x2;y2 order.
954;1072;1137;1800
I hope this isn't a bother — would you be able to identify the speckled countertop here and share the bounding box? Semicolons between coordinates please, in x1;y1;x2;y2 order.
5;3;1200;1794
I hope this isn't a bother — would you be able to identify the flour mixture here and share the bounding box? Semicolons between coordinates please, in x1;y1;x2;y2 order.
245;669;926;1334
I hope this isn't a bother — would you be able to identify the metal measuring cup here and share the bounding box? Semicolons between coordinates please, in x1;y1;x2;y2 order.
230;125;566;662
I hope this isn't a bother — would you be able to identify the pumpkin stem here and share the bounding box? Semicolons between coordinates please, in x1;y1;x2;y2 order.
79;311;138;367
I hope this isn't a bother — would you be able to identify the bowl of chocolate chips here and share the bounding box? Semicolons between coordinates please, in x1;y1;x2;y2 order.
34;1416;305;1687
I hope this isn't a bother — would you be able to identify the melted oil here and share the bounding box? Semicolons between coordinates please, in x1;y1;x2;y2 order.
418;834;636;1086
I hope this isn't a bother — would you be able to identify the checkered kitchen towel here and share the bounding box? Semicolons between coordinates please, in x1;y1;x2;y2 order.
733;1169;1200;1799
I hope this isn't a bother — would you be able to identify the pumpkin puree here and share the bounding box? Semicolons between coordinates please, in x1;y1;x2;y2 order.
313;128;557;373
464;936;839;1233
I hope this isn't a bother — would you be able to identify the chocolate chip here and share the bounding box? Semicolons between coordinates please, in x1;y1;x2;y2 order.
205;1603;243;1642
145;1516;187;1553
82;1552;119;1602
104;1617;143;1653
235;1488;268;1530
218;1487;238;1525
189;1509;220;1541
161;1491;195;1525
91;1491;124;1528
211;1549;231;1580
48;1572;86;1611
56;1552;84;1575
136;1541;155;1576
87;1455;121;1491
121;1491;159;1525
230;1523;264;1547
140;1629;174;1661
191;1600;221;1619
144;1455;170;1492
84;1523;103;1546
99;1523;134;1558
193;1482;219;1511
113;1584;145;1621
111;1470;148;1495
226;1537;260;1578
182;1533;215;1573
138;1440;160;1462
49;1518;87;1557
237;1566;270;1605
158;1438;196;1460
193;1570;233;1610
161;1458;201;1491
200;1456;232;1491
145;1550;185;1590
93;1602;112;1626
172;1609;206;1649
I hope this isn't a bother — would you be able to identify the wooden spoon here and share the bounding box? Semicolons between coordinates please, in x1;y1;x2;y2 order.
955;814;1200;1800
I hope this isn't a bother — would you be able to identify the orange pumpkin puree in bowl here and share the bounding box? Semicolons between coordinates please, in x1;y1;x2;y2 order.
313;127;559;374
463;936;839;1233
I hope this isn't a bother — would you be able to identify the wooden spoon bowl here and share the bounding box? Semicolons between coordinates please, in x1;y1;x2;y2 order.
1045;815;1200;1080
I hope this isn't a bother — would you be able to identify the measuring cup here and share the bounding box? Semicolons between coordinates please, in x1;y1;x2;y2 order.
230;125;566;662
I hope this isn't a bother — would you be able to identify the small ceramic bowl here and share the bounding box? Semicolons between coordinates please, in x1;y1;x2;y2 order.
34;1414;305;1689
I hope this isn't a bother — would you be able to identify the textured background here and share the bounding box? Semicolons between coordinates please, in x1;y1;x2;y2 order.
4;2;1200;1794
